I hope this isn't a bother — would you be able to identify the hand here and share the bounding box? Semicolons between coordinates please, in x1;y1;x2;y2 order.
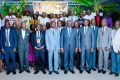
97;47;99;51
78;48;82;52
75;48;78;53
118;51;120;55
40;46;44;50
60;48;64;53
106;48;110;51
47;49;50;53
91;48;94;52
35;47;39;50
1;49;5;54
58;49;60;53
13;48;16;53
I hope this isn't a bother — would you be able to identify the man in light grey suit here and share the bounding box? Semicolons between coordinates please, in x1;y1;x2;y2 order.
45;21;60;75
17;22;30;73
78;19;94;74
60;20;78;74
97;19;112;74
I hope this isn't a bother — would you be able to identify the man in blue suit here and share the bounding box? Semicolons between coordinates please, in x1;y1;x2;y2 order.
17;22;30;73
56;20;64;70
90;19;99;71
78;19;94;74
45;21;60;75
32;24;46;74
1;19;17;75
60;20;78;74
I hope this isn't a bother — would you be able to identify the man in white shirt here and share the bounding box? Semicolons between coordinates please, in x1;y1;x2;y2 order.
5;9;16;26
109;20;120;77
60;12;68;25
84;10;94;21
38;12;50;25
68;11;78;27
0;14;5;30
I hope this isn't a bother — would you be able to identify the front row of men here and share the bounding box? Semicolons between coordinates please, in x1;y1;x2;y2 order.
0;19;120;77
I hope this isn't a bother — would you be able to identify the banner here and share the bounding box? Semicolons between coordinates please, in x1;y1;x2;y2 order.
33;1;68;14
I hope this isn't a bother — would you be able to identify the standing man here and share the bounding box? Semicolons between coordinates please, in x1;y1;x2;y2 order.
60;20;77;74
56;20;64;70
68;11;78;26
97;19;112;74
45;21;60;75
32;24;46;74
78;19;94;74
95;11;103;27
17;22;30;73
90;19;99;71
109;20;120;77
5;9;16;26
1;19;17;75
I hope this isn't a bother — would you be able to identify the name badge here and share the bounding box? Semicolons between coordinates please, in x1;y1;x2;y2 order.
37;39;40;43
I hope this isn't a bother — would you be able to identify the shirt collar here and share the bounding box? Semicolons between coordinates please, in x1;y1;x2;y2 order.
84;26;88;29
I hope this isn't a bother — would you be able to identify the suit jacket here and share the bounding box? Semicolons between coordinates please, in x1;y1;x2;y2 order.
45;28;60;51
91;26;99;48
32;30;45;48
77;27;94;50
0;27;17;49
60;27;77;51
97;27;112;49
17;29;30;52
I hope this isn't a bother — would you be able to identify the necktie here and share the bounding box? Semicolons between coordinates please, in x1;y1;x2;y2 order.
84;27;87;34
102;27;104;36
53;29;55;36
6;29;9;47
69;28;71;36
38;31;40;36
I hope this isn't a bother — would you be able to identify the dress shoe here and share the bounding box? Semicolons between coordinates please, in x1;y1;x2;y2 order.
54;71;59;74
69;70;75;74
49;71;52;75
12;71;16;75
34;70;39;74
98;70;102;73
109;71;115;75
86;70;91;74
25;70;30;73
79;70;83;73
42;70;46;74
92;68;96;71
61;67;64;70
102;70;106;74
19;70;24;73
64;70;68;74
6;71;11;75
115;73;119;77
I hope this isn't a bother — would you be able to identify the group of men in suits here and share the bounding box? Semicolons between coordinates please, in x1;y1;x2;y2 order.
0;18;120;77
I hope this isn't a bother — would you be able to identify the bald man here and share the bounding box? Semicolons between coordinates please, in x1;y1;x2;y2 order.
97;19;112;74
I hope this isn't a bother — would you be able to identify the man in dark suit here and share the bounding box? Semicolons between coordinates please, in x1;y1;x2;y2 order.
17;22;30;73
32;24;46;74
1;19;17;75
95;11;103;27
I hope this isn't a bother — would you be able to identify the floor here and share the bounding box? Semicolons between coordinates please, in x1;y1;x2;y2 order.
0;68;120;80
